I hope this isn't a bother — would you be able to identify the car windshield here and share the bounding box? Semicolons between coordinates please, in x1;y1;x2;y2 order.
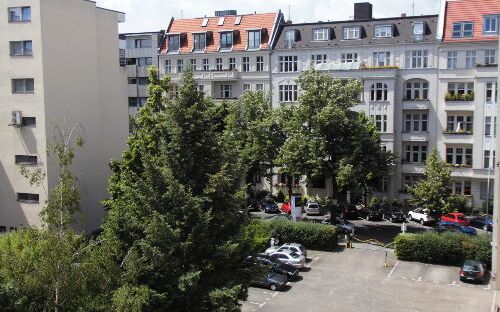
457;215;467;220
463;261;480;271
290;252;300;259
309;204;319;208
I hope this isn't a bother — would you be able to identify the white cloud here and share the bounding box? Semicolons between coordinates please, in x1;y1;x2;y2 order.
95;0;441;33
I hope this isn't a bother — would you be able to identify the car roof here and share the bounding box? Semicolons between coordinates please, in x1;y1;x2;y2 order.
273;249;295;255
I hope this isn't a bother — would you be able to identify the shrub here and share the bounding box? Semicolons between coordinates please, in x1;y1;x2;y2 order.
394;232;491;267
275;190;285;203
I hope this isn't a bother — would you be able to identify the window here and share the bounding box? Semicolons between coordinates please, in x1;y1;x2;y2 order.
190;59;197;70
22;117;36;126
404;112;428;132
256;84;264;91
279;85;298;102
165;60;172;73
12;79;34;93
193;33;206;51
484;150;496;169
285;30;296;48
248;30;261;49
220;32;233;50
413;22;424;40
403;144;427;163
341;53;358;63
8;7;31;22
452;22;474;38
406;50;428;68
279;56;298;72
374;25;392;38
447;115;473;133
229;57;236;70
343;27;360;40
216;58;223;71
243;84;251;92
197;85;204;94
451;180;472;195
138;57;152;66
128;77;137;84
465;51;476;68
128;38;152;49
485;49;496;65
447;51;458;69
242;57;250;72
312;54;327;64
256;56;264;71
372;52;390;66
219;85;232;98
405;80;429;100
446;146;473;166
17;193;39;203
177;59;184;72
168;35;180;53
484;15;498;34
10;41;32;56
485;117;493;137
370;83;388;101
372;114;388;132
447;82;474;97
403;175;423;191
313;28;329;41
486;82;497;103
203;58;209;71
128;97;148;107
15;155;37;165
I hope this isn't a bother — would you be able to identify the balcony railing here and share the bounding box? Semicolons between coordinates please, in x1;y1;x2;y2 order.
445;163;473;168
445;93;474;102
443;130;473;135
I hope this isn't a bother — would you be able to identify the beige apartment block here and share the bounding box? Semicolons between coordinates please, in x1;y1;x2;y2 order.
0;0;128;232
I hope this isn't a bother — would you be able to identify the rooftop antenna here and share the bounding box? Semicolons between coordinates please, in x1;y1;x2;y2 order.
288;4;291;21
412;0;415;16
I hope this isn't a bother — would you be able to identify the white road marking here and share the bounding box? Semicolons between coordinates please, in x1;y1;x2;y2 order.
433;281;439;284
401;276;407;280
411;278;416;281
417;276;422;282
272;292;278;298
491;288;497;312
387;261;399;278
248;301;263;306
449;281;456;286
263;291;274;295
484;284;491;290
468;285;475;288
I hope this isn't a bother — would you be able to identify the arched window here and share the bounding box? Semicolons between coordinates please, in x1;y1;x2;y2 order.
405;79;429;100
370;83;388;101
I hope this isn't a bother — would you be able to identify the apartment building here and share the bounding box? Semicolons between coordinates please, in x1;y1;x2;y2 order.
0;0;128;232
269;2;440;203
121;31;164;115
159;10;284;99
439;0;500;208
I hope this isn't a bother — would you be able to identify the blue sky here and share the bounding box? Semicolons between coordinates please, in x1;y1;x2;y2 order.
96;0;442;33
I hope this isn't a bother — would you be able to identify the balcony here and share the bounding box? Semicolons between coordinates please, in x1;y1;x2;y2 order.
171;70;240;81
402;99;429;110
444;93;474;102
402;132;429;142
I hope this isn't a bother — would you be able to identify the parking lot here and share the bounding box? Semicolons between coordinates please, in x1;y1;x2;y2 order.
242;246;494;312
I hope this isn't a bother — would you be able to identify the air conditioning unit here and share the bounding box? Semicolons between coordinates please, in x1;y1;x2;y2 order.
11;111;22;127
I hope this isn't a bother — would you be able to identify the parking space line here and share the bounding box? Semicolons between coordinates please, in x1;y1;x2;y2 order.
417;276;422;282
387;261;399;278
491;288;497;312
484;284;492;290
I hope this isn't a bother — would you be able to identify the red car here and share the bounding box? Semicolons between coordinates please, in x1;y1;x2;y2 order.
440;212;470;226
281;202;291;214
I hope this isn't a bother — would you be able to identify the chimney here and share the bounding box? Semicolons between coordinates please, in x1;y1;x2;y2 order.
354;2;373;20
401;13;407;18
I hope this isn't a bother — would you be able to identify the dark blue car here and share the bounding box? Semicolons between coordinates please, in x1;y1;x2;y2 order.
469;215;493;232
434;221;477;236
260;200;280;214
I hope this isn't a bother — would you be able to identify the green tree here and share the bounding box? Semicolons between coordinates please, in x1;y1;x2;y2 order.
409;148;452;215
100;66;251;311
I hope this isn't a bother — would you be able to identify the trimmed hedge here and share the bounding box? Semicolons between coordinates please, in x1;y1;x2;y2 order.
394;232;491;267
247;219;338;252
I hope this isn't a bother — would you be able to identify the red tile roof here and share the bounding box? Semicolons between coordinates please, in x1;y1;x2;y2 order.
160;13;279;54
443;0;500;42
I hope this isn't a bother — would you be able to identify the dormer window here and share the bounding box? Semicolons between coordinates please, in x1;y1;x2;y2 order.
220;32;233;50
285;30;297;48
413;22;424;41
248;30;261;50
343;27;360;40
484;15;499;34
452;21;473;38
168;35;180;53
374;25;392;38
193;33;206;52
313;28;329;41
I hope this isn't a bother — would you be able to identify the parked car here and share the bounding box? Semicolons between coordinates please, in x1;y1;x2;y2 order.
340;204;359;220
321;216;355;235
266;214;292;221
266;243;307;258
460;260;487;284
251;271;288;291
383;209;407;223
440;212;470;226
407;208;435;225
304;202;322;215
434;221;477;236
359;207;383;221
260;200;280;214
469;215;493;232
254;253;300;280
281;202;291;214
270;249;306;268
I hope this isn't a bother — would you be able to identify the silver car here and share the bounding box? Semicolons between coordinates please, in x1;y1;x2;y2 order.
305;202;321;215
270;249;306;268
265;243;307;258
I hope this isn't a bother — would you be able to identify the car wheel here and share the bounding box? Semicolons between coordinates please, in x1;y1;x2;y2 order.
270;284;277;291
390;218;393;222
420;219;424;225
483;225;488;231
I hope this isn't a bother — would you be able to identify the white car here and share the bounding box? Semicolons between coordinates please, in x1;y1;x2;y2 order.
407;208;435;225
305;202;321;215
265;243;307;258
270;249;306;268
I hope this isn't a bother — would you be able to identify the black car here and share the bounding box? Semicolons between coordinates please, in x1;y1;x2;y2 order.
460;260;487;283
321;217;355;235
469;215;493;232
251;271;288;291
260;200;280;214
383;209;407;223
255;254;300;280
360;207;383;221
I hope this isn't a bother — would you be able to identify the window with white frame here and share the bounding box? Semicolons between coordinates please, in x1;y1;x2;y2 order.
12;79;34;93
242;57;250;72
484;150;496;169
413;22;424;41
374;25;392;38
403;175;423;191
447;114;473;133
219;85;232;98
168;35;180;53
279;56;298;72
485;49;496;65
370;83;388;101
371;114;388;132
465;51;476;68
343;27;360;39
446;146;473;166
285;30;296;48
256;84;264;91
243;84;251;92
485;116;493;137
406;50;428;68
341;53;358;63
451;180;472;195
256;56;264;71
216;58;223;71
486;82;497;103
452;21;474;38
8;7;31;22
220;32;233;50
165;60;172;73
203;58;209;71
405;79;429;100
312;54;327;64
197;85;204;94
10;41;32;56
177;59;184;72
190;59;197;70
447;51;458;69
447;82;474;97
229;57;236;70
313;28;329;41
193;33;206;51
372;52;390;66
279;85;298;102
484;15;498;34
248;30;261;49
404;112;428;132
403;143;428;163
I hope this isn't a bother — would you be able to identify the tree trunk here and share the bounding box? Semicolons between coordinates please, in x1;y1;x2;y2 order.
269;163;274;195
